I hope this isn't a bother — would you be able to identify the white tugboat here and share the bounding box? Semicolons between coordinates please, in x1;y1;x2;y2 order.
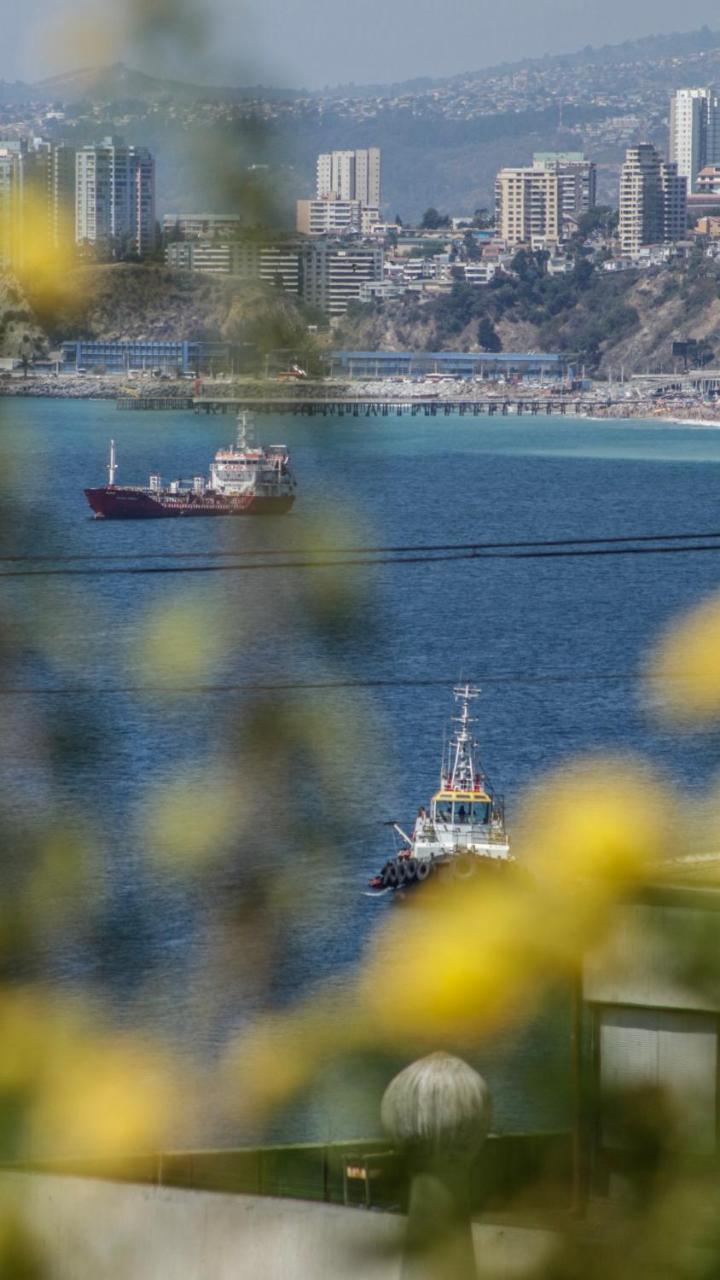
368;683;512;893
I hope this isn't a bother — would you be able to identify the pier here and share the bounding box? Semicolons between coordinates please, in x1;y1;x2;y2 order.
116;395;607;416
191;396;602;416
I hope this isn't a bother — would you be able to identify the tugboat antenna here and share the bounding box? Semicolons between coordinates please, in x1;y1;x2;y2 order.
107;439;117;487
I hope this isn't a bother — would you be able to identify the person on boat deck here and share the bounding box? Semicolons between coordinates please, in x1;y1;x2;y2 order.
458;805;467;823
413;806;428;838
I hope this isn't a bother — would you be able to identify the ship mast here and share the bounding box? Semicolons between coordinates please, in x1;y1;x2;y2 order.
107;439;117;487
444;683;481;791
235;410;254;451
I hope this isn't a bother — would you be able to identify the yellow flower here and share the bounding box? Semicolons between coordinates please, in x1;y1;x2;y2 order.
646;592;720;724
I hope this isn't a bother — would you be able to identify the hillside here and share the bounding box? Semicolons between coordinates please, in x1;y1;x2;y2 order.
334;256;720;376
10;26;720;216
0;265;324;370
5;257;720;378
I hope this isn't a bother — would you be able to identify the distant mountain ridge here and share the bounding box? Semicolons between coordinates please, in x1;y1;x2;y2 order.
5;25;720;107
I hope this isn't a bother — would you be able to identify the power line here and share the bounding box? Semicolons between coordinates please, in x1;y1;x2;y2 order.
6;527;720;565
4;541;720;579
0;670;678;697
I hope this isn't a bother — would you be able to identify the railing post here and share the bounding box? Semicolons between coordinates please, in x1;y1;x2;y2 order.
381;1053;490;1280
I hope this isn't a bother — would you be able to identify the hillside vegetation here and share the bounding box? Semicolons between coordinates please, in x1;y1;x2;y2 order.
1;265;324;371
4;257;720;377
335;254;720;375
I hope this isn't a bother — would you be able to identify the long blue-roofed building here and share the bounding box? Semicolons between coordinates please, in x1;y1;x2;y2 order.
328;351;574;380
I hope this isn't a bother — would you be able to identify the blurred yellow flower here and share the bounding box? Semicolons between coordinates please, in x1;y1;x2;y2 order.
30;1033;180;1158
517;756;673;887
646;592;720;724
0;992;184;1158
133;592;234;688
141;769;245;872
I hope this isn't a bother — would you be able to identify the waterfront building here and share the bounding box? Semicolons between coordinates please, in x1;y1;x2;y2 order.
495;165;560;246
76;137;155;256
619;144;687;258
301;242;384;316
532;152;597;222
61;338;230;374
162;213;241;239
315;148;381;208
669;87;720;191
328;350;573;379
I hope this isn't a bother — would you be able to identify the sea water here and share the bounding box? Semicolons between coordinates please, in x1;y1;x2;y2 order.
2;399;720;1142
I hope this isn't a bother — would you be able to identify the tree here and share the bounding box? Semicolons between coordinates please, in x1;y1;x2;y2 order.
421;207;450;230
463;231;482;262
575;206;618;241
477;317;502;352
472;207;493;229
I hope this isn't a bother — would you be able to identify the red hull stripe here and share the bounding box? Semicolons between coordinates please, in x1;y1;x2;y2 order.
84;488;295;518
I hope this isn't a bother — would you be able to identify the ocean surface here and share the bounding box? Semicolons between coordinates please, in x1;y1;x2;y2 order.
3;398;720;1144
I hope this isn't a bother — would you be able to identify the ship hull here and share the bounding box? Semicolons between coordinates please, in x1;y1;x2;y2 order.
85;487;295;519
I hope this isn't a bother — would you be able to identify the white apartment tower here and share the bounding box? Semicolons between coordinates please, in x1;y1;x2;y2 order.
619;144;687;258
315;148;381;208
669;88;720;191
76;137;155;255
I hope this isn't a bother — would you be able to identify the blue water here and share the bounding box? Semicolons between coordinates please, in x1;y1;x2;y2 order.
3;399;720;1142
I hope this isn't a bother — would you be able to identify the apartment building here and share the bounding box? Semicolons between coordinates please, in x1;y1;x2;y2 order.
76;137;155;256
495;166;560;246
532;152;597;221
0;143;24;268
162;213;241;239
619;144;687;258
166;239;301;293
0;137;75;267
296;198;380;236
669;88;720;191
315;148;381;208
300;241;383;315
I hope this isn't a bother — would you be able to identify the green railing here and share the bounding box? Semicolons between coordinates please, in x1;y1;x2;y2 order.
11;1132;570;1212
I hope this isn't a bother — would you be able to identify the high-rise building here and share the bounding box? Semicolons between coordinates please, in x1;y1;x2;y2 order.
300;241;383;315
296;197;380;236
162;213;241;239
0;142;25;268
315;149;381;209
495;166;561;246
532;153;597;222
669;88;720;191
76;137;155;256
0;137;75;267
166;239;302;293
619;144;687;258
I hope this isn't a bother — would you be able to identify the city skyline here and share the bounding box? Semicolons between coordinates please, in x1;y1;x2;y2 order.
4;2;720;90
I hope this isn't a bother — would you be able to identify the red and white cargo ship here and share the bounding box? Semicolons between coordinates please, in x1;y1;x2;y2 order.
85;413;296;519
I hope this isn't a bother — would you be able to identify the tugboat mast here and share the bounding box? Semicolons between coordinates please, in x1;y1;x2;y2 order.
444;682;481;791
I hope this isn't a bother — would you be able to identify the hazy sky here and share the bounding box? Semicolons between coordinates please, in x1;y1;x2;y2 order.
5;0;720;88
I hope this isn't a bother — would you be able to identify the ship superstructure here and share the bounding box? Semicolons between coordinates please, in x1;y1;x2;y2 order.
85;413;296;519
369;683;511;892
